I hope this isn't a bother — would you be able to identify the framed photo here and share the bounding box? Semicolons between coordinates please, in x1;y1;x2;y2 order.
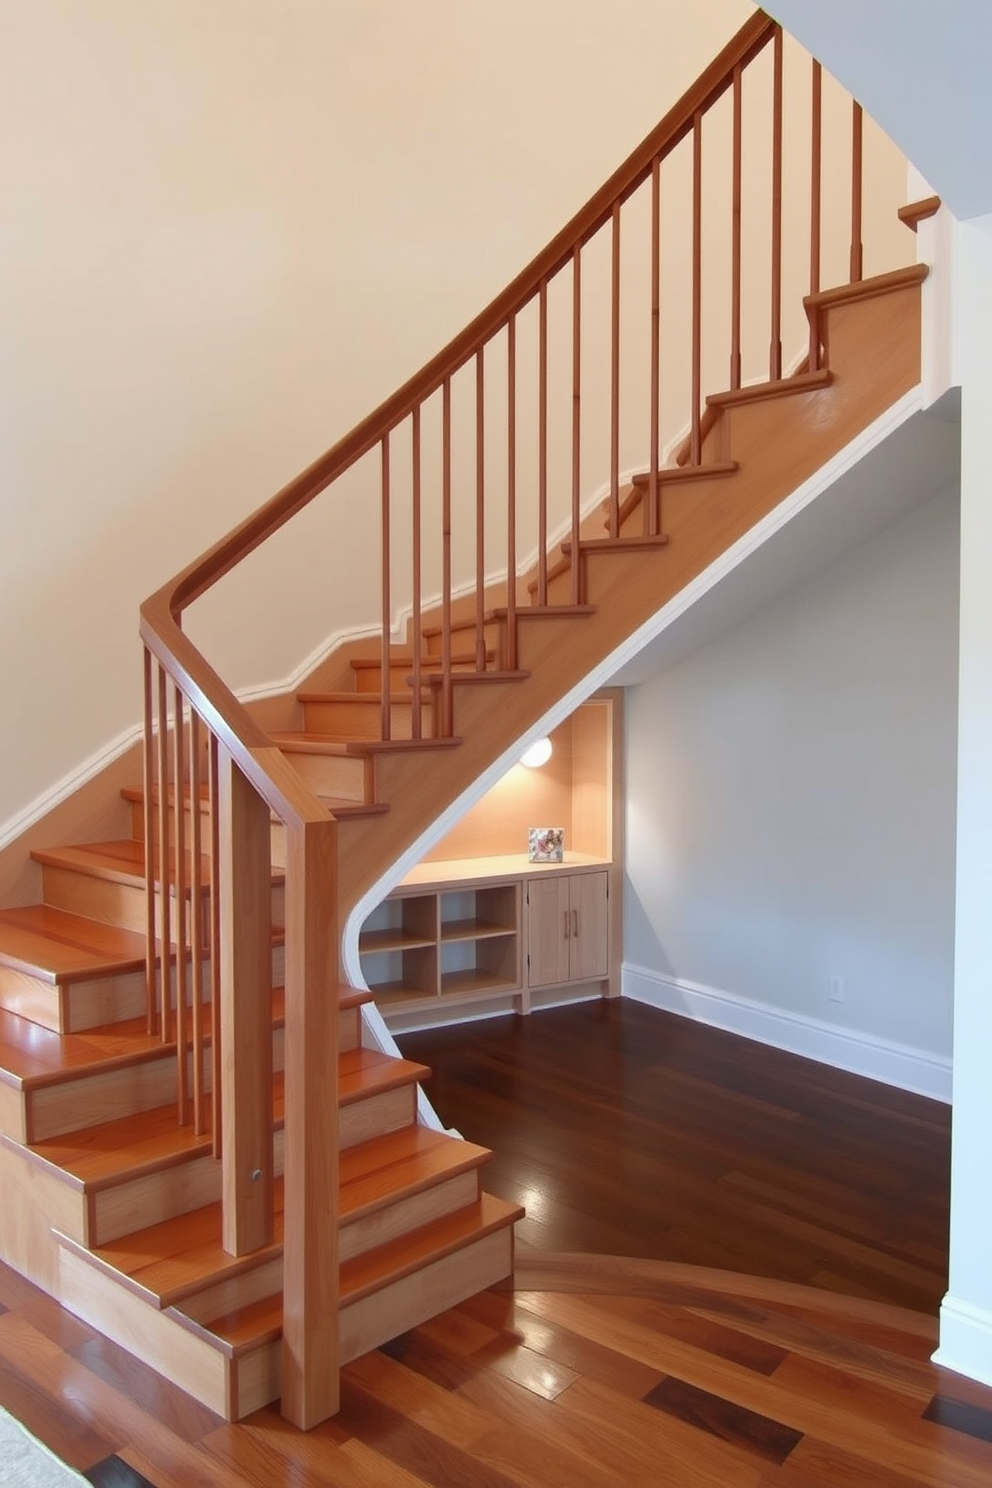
528;827;564;863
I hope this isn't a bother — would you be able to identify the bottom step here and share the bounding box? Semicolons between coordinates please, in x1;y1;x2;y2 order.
56;1192;522;1421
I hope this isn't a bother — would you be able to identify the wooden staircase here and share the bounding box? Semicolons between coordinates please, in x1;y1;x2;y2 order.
0;883;521;1419
0;11;933;1432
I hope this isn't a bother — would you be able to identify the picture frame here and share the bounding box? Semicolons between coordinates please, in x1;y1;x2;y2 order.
528;826;564;863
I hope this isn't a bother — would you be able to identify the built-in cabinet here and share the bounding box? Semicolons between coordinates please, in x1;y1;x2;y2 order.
526;869;609;988
359;692;622;1031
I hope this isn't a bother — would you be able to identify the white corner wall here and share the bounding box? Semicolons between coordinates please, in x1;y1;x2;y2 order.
0;0;753;843
624;481;959;1097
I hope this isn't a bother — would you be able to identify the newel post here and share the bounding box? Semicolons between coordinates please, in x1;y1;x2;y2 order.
217;750;275;1256
281;815;340;1429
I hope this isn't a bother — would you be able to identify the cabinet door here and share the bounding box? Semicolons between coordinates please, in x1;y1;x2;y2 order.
569;870;609;982
526;877;571;987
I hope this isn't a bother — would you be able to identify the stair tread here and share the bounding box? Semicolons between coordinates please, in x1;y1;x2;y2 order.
705;366;832;410
351;649;494;671
562;534;671;554
74;1127;487;1306
273;733;462;756
0;906;148;983
0;1007;169;1088
200;1191;523;1352
31;839;284;892
339;1046;430;1104
421;670;529;688
629;459;738;488
123;782;386;822
296;691;427;705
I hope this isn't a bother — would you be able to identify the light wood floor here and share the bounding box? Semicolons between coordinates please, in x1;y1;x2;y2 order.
2;1001;988;1488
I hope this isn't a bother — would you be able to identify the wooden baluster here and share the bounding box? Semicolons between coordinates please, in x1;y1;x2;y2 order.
156;665;172;1045
770;27;783;381
188;709;206;1135
850;99;864;282
280;816;339;1429
691;109;703;465
380;435;391;742
209;733;223;1160
571;245;581;605
142;647;158;1036
730;63;743;392
173;684;189;1124
475;351;486;670
609;202;621;539
411;408;423;739
441;378;453;736
506;314;517;670
538;281;549;602
217;749;274;1258
649;157;660;538
809;59;823;370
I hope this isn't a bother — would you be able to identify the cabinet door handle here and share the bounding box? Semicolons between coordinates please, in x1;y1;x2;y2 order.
563;911;570;940
572;908;579;939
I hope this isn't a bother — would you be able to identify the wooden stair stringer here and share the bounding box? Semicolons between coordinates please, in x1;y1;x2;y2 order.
333;275;925;928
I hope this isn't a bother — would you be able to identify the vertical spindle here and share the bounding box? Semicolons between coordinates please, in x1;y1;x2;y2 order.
731;64;743;391
411;408;423;738
506;315;518;671
441;378;453;736
770;27;783;381
649;157;661;537
610;202;621;539
691;110;703;465
475;351;486;670
538;281;549;602
809;60;823;369
209;733;222;1160
142;647;157;1036
380;435;391;742
156;665;172;1044
571;246;582;605
850;100;864;282
189;710;205;1135
173;685;189;1124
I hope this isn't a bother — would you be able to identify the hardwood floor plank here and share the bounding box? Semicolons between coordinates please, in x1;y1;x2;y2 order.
642;1374;804;1464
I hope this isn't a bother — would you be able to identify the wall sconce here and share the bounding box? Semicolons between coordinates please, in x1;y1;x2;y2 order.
520;737;553;769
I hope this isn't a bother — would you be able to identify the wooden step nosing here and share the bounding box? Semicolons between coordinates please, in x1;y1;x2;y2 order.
706;367;833;411
804;262;929;312
339;1195;523;1307
630;459;738;488
339;1144;492;1225
562;535;671;555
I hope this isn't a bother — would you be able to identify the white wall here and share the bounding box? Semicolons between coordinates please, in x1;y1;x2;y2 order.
0;0;758;843
624;480;959;1078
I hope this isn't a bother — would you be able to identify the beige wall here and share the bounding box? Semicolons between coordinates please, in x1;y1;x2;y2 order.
1;0;909;855
1;0;763;845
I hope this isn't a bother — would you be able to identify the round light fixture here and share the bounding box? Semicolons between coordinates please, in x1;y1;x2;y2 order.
520;737;553;769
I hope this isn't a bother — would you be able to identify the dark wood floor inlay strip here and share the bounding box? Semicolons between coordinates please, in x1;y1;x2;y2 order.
642;1374;804;1464
924;1392;992;1442
84;1457;159;1488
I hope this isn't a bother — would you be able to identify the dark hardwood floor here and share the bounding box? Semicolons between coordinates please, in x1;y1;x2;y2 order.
398;1000;951;1314
1;999;975;1488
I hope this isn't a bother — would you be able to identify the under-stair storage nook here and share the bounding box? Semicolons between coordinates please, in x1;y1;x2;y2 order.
360;693;623;1030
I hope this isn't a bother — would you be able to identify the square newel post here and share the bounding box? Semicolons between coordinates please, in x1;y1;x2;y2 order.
217;750;275;1256
281;815;340;1430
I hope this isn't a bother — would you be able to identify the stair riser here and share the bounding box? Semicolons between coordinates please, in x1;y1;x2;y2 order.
340;1083;417;1150
25;1028;287;1143
424;621;505;666
339;1225;514;1367
39;866;285;945
300;698;434;740
340;1168;480;1265
278;751;373;801
58;1243;231;1417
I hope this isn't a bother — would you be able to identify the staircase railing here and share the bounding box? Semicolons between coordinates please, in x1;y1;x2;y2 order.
138;7;912;1429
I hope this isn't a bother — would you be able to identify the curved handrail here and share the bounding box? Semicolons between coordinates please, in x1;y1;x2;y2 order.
140;10;776;817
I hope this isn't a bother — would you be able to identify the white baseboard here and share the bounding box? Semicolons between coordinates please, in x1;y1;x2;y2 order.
622;963;952;1103
934;1295;992;1389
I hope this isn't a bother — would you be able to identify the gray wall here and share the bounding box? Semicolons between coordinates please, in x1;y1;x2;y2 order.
624;482;959;1059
